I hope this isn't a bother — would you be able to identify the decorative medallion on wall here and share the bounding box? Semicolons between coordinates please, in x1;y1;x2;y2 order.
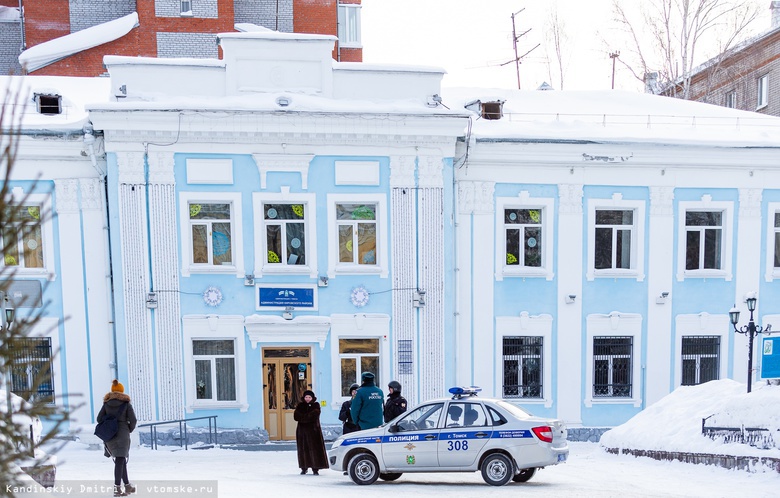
203;286;223;307
350;286;370;308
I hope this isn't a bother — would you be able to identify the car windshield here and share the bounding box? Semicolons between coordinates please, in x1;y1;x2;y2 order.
495;401;533;420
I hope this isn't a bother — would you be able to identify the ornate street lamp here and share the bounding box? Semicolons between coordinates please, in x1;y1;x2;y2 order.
730;295;771;393
2;295;14;415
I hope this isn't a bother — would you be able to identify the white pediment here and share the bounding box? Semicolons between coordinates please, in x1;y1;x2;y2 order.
244;314;331;349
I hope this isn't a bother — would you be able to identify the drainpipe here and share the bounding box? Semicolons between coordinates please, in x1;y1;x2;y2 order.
18;0;25;52
84;123;119;378
335;1;341;62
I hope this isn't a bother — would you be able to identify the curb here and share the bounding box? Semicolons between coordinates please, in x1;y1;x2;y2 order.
604;447;780;473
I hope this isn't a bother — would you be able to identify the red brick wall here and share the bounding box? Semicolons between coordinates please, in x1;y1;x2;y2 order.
24;0;70;48
0;1;18;7
293;0;337;35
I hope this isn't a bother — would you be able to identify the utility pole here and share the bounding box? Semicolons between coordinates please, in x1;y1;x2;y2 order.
610;51;620;89
505;9;539;90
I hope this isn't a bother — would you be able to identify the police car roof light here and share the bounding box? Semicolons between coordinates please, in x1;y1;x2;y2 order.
449;386;482;399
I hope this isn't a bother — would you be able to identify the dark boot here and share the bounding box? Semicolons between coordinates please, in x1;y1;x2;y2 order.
124;483;136;494
300;468;307;475
113;485;128;497
312;469;319;475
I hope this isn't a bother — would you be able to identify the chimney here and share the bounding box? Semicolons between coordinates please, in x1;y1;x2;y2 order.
772;1;780;29
644;72;659;94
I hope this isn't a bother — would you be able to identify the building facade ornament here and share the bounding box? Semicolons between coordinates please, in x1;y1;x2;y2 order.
116;151;145;184
389;155;416;187
54;179;80;214
739;188;763;219
79;178;103;211
252;153;314;189
147;152;176;185
558;184;583;215
458;181;495;215
650;186;675;216
418;155;444;188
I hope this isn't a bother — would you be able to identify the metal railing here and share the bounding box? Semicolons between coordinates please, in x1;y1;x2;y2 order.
702;416;776;450
138;415;217;450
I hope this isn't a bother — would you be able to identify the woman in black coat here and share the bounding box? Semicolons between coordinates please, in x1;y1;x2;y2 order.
293;390;329;475
97;379;137;497
338;383;360;435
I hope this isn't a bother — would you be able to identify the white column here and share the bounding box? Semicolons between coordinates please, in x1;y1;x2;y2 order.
54;179;90;424
646;186;675;405
417;155;446;401
116;152;155;421
389;155;418;406
463;181;495;394
556;184;583;426
733;189;763;387
455;182;474;387
79;179;114;421
147;152;185;420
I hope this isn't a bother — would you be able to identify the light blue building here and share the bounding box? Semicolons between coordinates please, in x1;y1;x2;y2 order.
87;31;468;439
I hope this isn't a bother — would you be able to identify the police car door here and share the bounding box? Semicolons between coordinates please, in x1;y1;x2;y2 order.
437;402;492;469
382;402;443;471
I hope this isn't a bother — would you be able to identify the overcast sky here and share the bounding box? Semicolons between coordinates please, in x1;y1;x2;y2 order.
361;0;772;92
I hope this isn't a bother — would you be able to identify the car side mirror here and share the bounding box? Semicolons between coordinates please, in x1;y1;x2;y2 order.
388;424;399;433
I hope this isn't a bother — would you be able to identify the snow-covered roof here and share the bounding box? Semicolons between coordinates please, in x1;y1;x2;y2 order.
443;87;780;147
18;12;139;73
0;76;112;130
0;6;20;21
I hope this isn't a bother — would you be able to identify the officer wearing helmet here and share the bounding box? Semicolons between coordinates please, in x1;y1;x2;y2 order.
383;380;408;423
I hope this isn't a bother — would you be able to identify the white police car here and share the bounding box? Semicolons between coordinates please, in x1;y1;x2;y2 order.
328;386;568;486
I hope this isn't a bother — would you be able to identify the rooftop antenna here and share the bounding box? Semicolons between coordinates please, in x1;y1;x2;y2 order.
502;8;539;90
610;51;620;89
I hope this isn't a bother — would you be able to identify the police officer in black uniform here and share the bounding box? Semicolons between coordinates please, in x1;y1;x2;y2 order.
383;380;408;423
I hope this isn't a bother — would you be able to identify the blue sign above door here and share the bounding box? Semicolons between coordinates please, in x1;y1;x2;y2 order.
257;284;317;310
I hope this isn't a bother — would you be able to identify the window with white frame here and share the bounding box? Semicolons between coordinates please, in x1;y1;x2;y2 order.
774;212;780;268
680;336;720;386
684;211;723;270
504;209;543;268
263;203;308;267
496;193;554;280
183;315;248;412
338;338;379;396
502;336;543;399
677;198;732;281
766;205;780;281
587;196;645;280
253;192;316;276
592;336;633;398
337;3;362;47
193;339;236;402
1;190;54;278
757;74;768;109
594;209;634;270
585;312;642;406
179;192;244;277
327;194;387;278
329;314;389;405
725;91;736;109
181;0;192;16
495;314;553;407
2;205;44;269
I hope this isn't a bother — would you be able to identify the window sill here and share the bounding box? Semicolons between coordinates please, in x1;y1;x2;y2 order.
756;103;768;111
501;268;554;280
765;269;780;282
260;265;314;274
584;397;641;408
2;268;55;281
186;402;248;413
587;269;644;281
504;397;552;408
676;269;731;281
333;265;384;275
339;42;363;49
185;264;238;275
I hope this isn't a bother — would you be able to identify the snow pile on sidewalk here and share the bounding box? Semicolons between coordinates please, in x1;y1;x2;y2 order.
600;379;780;457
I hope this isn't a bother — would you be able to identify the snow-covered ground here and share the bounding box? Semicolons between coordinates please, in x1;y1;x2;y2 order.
11;380;780;497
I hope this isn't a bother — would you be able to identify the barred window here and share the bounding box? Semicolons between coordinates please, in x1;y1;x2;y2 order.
10;337;54;403
502;336;543;398
681;336;720;386
593;336;632;398
397;339;413;375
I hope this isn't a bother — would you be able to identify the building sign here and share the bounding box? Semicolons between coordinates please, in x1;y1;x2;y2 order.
256;284;317;311
760;336;780;379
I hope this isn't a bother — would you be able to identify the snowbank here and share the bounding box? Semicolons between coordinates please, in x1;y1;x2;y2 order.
600;379;780;458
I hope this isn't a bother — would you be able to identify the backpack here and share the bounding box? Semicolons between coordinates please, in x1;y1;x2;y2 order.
94;402;128;443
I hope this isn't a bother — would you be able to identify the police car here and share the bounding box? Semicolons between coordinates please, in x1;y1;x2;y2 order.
328;386;568;486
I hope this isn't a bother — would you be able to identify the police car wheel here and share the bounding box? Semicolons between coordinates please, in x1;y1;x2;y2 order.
481;453;514;486
348;453;380;485
512;467;537;483
379;472;402;481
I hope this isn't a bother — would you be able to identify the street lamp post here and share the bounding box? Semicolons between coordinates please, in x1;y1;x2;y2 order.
729;295;771;393
2;294;15;415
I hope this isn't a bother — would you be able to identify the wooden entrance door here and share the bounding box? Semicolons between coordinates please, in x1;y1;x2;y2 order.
262;347;311;440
